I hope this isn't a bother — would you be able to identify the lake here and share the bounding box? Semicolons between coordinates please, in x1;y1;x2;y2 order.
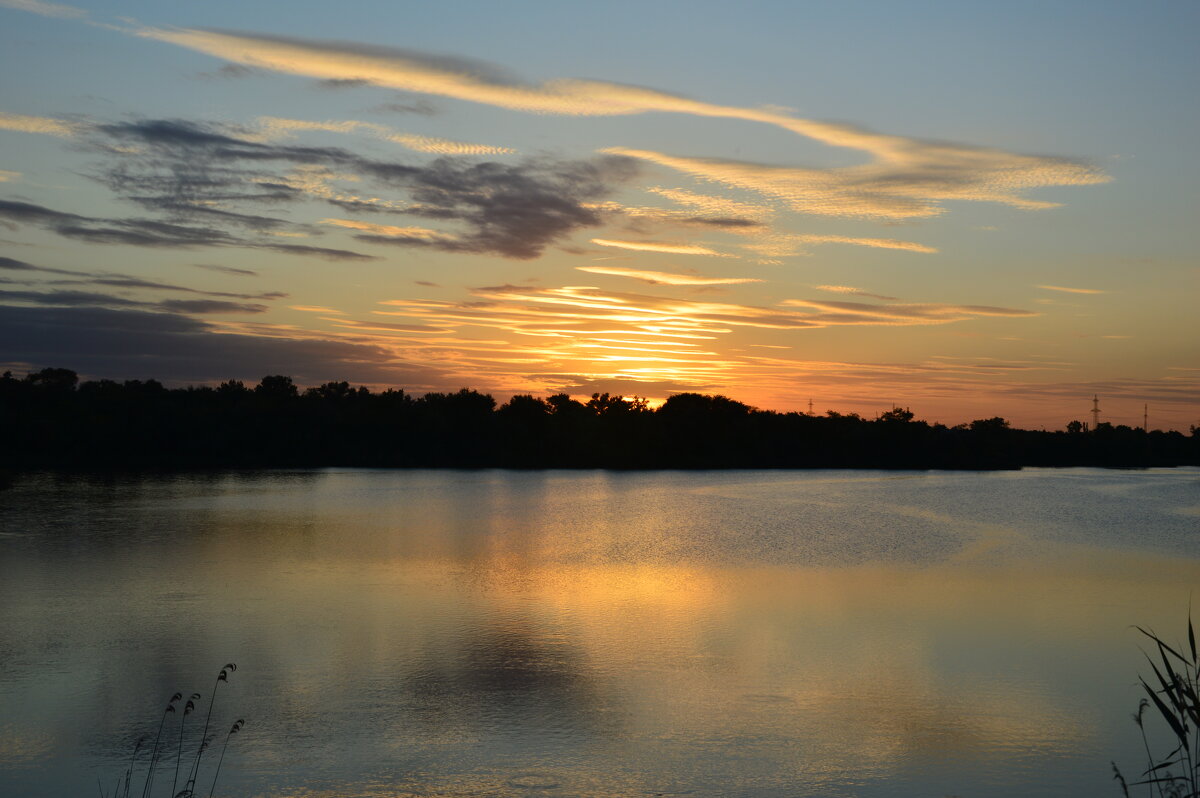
2;468;1198;797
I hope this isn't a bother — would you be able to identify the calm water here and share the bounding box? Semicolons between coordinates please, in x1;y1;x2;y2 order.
2;468;1199;797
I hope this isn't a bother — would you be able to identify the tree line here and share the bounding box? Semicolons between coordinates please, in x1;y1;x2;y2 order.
2;368;1196;470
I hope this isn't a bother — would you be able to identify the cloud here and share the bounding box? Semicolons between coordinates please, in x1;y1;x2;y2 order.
0;170;19;182
0;288;267;314
134;28;1108;219
590;238;727;257
258;114;514;154
584;200;766;236
355;284;1039;399
157;299;268;314
290;305;344;314
0;0;85;19
743;233;937;258
0;198;376;261
192;263;258;277
0;256;41;271
355;156;640;259
199;63;258;80
0;111;80;137
369;99;439;116
646;187;775;219
328;318;452;334
87;118;634;260
320;217;457;243
386;134;513;156
575;266;763;286
1037;284;1107;294
0;303;449;387
380;284;1035;337
814;285;899;301
605;145;1105;221
779;298;1037;323
2;258;287;300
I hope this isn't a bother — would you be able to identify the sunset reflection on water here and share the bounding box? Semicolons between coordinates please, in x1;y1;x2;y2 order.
1;468;1198;797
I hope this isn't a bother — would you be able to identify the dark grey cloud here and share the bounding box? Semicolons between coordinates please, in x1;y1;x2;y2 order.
90;119;359;227
192;263;257;277
359;155;640;259
683;216;765;229
0;199;375;261
157;299;268;314
0;256;41;271
0;255;285;301
263;242;376;260
0;304;450;387
87;119;639;260
88;277;285;301
0;288;267;315
1;289;145;308
369;99;439;116
325;197;399;214
197;63;258;80
314;78;371;89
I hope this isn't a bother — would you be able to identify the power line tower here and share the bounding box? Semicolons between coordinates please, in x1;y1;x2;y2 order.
1091;395;1101;430
1144;404;1149;432
808;398;814;415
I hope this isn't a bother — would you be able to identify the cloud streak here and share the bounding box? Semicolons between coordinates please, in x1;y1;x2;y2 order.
0;0;85;20
590;238;727;256
256;115;513;155
0;198;375;260
0;111;80;137
575;265;763;286
1037;284;1106;294
134;28;1108;220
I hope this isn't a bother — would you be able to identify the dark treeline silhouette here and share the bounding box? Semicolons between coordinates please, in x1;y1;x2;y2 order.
2;368;1197;470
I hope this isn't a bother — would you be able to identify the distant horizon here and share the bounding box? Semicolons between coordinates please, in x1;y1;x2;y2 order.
4;364;1192;434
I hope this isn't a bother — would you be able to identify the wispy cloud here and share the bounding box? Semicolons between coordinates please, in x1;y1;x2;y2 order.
815;285;900;301
0;0;86;19
132;29;1107;220
337;284;1044;402
386;133;513;156
256;115;513;155
605;145;1104;221
780;298;1037;323
0;170;19;182
290;305;344;314
590;238;727;256
646;186;775;219
192;263;257;277
0;287;268;315
320;217;457;243
0;110;80;137
1037;284;1107;294
745;233;937;258
575;265;763;286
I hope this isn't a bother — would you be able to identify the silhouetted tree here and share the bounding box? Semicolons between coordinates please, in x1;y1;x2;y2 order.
1;367;1196;470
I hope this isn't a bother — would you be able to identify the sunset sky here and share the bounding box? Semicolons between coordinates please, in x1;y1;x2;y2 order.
1;0;1196;429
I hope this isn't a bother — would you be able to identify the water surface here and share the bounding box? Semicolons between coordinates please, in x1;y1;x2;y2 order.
2;468;1198;797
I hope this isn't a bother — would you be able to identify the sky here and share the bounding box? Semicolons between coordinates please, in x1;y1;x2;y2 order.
1;0;1197;430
